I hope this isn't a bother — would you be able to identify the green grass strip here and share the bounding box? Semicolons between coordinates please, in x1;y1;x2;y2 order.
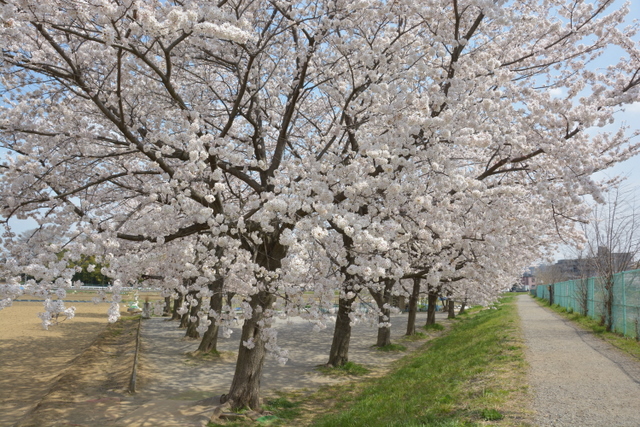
312;295;524;427
316;361;371;376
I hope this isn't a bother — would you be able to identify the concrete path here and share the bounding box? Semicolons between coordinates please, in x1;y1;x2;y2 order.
517;294;640;426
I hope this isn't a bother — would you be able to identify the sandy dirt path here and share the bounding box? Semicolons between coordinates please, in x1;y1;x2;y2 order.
0;301;112;427
518;294;640;426
2;300;446;427
116;310;444;427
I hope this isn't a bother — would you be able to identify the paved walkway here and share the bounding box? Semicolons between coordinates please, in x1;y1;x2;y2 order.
517;294;640;426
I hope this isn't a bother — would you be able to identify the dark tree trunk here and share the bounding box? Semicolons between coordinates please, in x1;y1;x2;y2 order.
406;277;421;336
226;291;235;308
458;299;467;316
180;289;198;330
548;285;554;306
425;292;438;326
604;277;614;332
326;294;357;367
371;279;394;347
221;232;288;411
171;294;183;321
179;311;189;328
185;293;202;339
196;316;219;353
326;229;360;367
376;318;391;347
578;278;589;316
196;279;224;354
398;296;406;312
447;299;456;319
163;296;172;316
221;290;276;411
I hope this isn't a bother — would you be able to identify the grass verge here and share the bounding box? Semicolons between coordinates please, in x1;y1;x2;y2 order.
315;361;371;377
423;323;445;331
533;297;640;360
374;343;407;352
294;295;530;426
401;332;427;342
263;397;303;420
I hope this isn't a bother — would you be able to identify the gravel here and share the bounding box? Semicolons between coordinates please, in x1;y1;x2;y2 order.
517;294;640;426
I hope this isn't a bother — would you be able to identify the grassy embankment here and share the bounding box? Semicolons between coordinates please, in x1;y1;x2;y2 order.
223;294;531;427
533;297;640;360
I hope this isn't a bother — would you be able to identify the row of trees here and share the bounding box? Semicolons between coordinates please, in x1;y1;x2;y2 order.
538;187;640;332
1;0;639;410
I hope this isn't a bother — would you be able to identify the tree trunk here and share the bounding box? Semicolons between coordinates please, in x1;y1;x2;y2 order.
196;279;224;354
326;295;357;367
171;294;183;321
179;311;189;328
185;293;202;339
371;279;394;347
447;299;455;319
405;277;421;336
163;296;172;316
221;290;276;410
458;299;467;316
179;290;198;330
548;285;554;306
425;292;438;326
226;291;235;308
221;232;288;411
578;279;589;316
605;277;614;332
376;317;391;347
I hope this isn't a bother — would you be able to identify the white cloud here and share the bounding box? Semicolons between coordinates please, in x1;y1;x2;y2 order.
548;87;564;98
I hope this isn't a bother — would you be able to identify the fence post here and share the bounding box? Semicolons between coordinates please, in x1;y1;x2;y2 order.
589;278;594;319
622;271;627;336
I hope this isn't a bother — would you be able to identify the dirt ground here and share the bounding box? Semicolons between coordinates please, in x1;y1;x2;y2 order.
9;295;640;427
0;300;115;426
117;312;444;427
1;300;445;427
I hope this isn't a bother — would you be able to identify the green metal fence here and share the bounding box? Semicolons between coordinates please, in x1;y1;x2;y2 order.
536;269;640;339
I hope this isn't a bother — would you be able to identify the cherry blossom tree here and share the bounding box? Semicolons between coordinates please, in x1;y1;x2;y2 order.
1;0;639;410
0;0;321;409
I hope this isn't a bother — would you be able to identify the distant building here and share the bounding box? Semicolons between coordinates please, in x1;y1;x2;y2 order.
520;272;535;290
532;246;635;285
553;258;596;281
512;271;535;292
